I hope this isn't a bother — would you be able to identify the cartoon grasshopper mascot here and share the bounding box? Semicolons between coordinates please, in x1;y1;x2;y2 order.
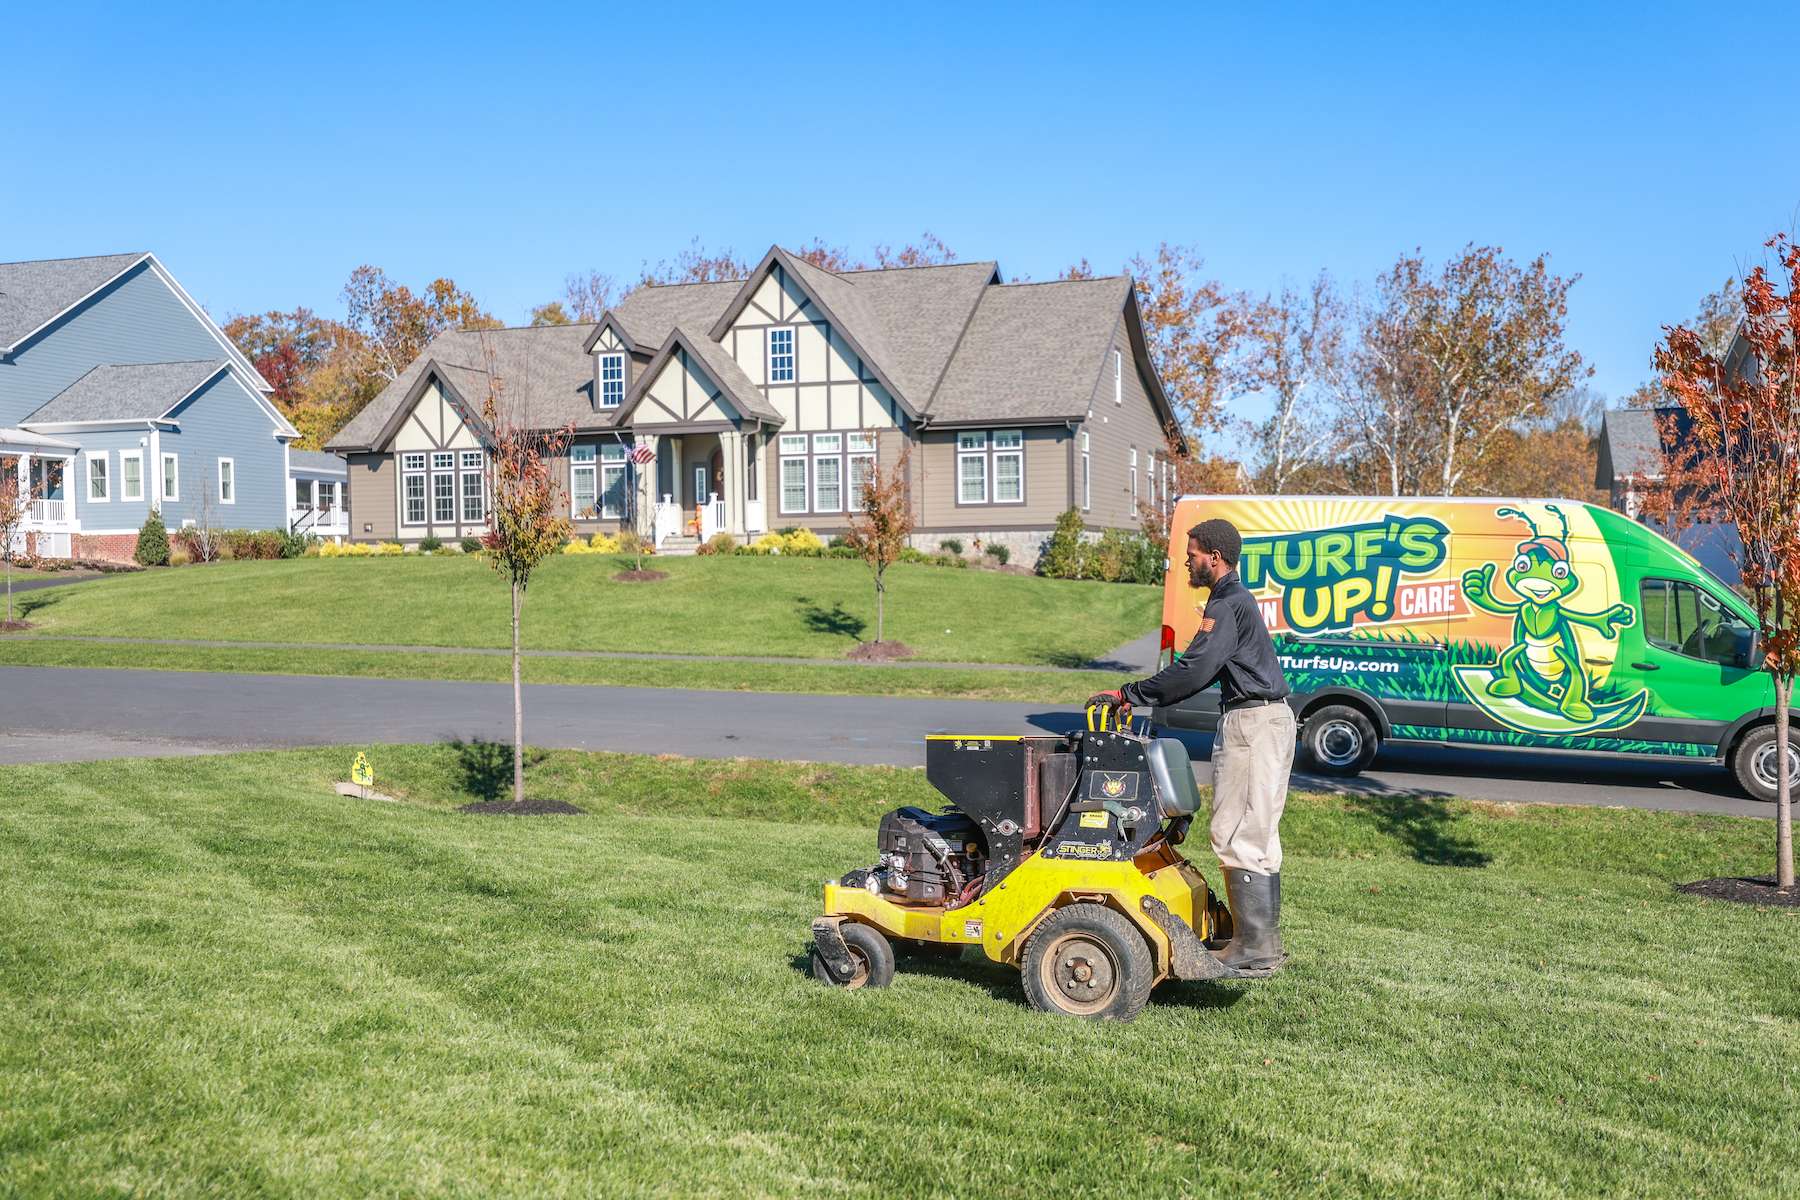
1461;505;1635;723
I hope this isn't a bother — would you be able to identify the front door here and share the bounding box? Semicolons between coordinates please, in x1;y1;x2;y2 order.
692;465;709;506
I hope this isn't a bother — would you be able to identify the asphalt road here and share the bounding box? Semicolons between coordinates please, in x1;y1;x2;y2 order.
0;665;1771;818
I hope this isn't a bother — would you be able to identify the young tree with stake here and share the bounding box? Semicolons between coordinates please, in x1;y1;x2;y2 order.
845;448;911;644
0;471;35;628
476;349;573;806
1653;233;1800;890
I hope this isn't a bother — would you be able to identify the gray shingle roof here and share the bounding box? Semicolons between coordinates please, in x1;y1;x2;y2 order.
1596;407;1665;485
22;359;227;424
833;261;998;405
289;449;347;475
673;327;783;423
609;281;741;349
927;277;1133;423
0;252;147;349
328;324;604;450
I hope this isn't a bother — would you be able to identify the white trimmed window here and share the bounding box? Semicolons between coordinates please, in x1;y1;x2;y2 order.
401;453;427;526
812;433;843;512
1114;350;1123;404
769;327;796;382
847;432;877;509
571;444;597;518
295;477;312;508
218;458;235;505
1130;447;1138;509
599;353;625;408
431;452;455;523
779;434;808;514
460;450;484;523
121;451;143;502
992;429;1023;504
161;453;179;502
317;480;337;513
87;452;109;502
957;431;987;504
1081;432;1090;511
600;443;627;519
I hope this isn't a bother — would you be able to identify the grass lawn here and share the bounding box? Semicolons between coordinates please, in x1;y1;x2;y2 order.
3;746;1797;1197
10;555;1160;666
0;638;1116;703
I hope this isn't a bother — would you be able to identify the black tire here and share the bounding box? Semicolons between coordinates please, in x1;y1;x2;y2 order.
1020;903;1154;1021
1302;703;1379;775
810;922;895;989
1731;724;1799;805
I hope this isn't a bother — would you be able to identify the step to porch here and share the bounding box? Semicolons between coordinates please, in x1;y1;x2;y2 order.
658;536;702;557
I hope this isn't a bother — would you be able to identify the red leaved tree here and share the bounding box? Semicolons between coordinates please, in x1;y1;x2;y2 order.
845;448;912;645
476;345;573;806
0;471;36;628
1652;233;1800;889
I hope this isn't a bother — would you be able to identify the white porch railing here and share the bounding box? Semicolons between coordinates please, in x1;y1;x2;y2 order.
745;498;765;535
290;508;350;538
29;499;66;524
653;499;682;548
699;497;726;541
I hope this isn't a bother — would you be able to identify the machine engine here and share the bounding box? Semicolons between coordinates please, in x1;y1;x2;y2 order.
855;806;985;904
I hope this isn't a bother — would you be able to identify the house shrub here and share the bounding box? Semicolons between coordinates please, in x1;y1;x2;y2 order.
460;536;483;554
319;542;374;557
418;535;443;554
985;543;1011;565
134;511;170;566
1040;509;1085;579
588;532;622;553
375;542;404;556
698;533;736;556
749;528;823;556
168;547;192;567
938;538;964;556
823;544;859;559
278;531;309;559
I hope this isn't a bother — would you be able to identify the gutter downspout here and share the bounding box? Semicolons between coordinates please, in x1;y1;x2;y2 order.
147;423;162;514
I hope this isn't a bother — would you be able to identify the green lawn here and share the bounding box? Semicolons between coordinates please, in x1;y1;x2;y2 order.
3;746;1796;1197
0;638;1116;703
12;556;1160;666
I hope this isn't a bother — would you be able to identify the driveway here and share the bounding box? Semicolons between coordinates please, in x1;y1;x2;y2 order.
0;665;1772;818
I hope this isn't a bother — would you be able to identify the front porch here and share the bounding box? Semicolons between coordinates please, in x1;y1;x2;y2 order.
634;429;768;551
1;431;81;560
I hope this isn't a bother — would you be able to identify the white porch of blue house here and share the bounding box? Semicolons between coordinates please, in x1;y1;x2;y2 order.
1;429;81;559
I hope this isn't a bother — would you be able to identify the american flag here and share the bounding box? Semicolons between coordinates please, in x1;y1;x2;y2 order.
629;445;655;465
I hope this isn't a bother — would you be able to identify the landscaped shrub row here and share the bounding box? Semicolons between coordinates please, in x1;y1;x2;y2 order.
564;531;649;555
316;541;406;557
1040;509;1162;584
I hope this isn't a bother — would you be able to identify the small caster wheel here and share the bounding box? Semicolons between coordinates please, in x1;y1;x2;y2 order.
811;922;895;989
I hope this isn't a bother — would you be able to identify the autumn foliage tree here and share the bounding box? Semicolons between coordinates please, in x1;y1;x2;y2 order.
0;471;35;628
476;342;573;807
844;448;912;645
1653;234;1800;889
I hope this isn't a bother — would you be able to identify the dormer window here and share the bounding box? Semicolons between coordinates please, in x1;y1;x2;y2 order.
599;353;625;408
769;327;795;383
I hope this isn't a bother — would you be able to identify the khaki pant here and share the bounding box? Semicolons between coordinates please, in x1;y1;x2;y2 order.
1210;702;1297;874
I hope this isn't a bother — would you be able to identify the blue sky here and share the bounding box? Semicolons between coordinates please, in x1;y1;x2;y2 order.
6;1;1797;409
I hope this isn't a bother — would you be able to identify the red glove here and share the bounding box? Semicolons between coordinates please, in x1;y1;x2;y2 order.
1086;690;1125;710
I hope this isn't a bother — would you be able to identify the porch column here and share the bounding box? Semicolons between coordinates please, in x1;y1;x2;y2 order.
665;436;683;505
632;433;660;533
719;429;743;536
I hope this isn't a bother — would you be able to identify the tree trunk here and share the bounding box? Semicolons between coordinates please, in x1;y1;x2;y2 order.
1778;676;1794;889
5;559;11;624
875;570;885;643
511;580;524;806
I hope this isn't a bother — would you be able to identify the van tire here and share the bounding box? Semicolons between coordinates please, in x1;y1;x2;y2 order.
1732;724;1799;804
1302;704;1379;775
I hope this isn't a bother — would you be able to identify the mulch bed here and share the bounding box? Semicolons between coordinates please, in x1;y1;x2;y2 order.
0;620;33;632
1676;875;1800;908
613;569;669;583
847;641;914;662
458;798;586;816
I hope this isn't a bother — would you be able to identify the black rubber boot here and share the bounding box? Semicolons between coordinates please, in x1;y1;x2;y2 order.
1212;869;1284;976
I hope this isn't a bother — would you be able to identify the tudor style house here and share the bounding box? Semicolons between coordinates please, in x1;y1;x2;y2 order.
327;246;1183;561
0;252;297;560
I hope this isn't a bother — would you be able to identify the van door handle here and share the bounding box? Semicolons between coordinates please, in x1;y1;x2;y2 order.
1585;657;1613;666
1630;662;1659;671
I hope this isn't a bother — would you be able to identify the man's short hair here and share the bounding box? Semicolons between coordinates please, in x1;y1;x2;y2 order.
1188;518;1242;567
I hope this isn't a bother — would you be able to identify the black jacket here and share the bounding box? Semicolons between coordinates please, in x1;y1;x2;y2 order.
1121;570;1289;710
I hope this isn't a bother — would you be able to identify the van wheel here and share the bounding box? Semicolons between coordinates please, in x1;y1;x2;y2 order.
1303;704;1379;775
1732;725;1799;804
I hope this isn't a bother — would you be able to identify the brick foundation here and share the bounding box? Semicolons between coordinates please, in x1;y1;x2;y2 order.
71;533;139;564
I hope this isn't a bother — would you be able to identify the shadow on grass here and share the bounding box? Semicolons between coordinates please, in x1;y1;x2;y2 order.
1347;792;1492;867
17;591;61;620
798;599;866;641
449;737;548;804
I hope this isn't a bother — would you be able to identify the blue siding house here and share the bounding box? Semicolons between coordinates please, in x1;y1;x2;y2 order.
0;252;297;560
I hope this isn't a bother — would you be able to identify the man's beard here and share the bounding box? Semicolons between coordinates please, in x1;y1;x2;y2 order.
1189;561;1214;589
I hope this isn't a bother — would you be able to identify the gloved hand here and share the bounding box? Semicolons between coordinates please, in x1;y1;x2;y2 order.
1085;690;1125;710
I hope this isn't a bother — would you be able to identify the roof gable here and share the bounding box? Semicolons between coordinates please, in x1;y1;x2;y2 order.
0;252;149;350
614;327;780;427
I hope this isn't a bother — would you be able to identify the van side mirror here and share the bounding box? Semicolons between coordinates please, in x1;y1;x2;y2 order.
1736;631;1759;671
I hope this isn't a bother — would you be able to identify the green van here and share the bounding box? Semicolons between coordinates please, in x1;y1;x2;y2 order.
1156;496;1796;802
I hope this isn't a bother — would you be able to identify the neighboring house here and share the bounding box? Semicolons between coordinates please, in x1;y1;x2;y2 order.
327;246;1184;561
1595;404;1742;585
0;253;296;560
289;450;349;541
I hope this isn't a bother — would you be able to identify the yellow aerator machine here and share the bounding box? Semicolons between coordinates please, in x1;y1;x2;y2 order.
811;700;1254;1021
